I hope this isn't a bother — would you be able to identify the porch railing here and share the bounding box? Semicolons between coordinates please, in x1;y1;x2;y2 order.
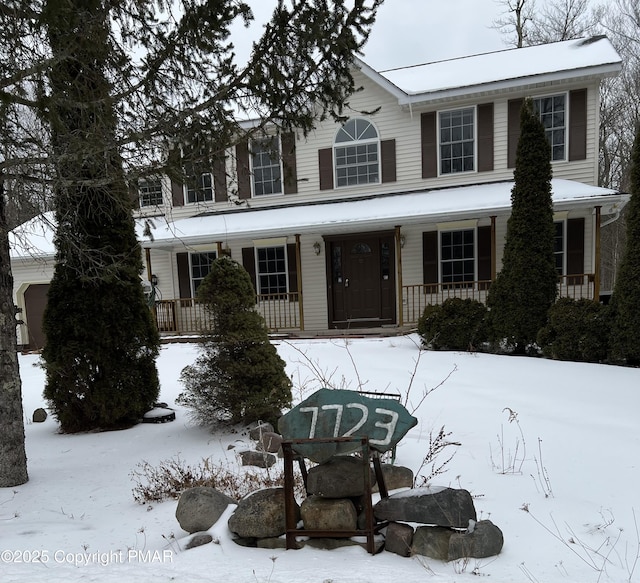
153;292;300;335
402;274;595;325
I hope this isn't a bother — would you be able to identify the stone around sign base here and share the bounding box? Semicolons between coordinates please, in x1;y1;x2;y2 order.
411;525;454;560
384;522;414;557
175;487;236;534
301;496;357;531
228;487;298;539
448;520;504;560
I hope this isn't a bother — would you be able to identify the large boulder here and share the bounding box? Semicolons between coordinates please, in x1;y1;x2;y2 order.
307;456;376;498
411;526;454;560
258;432;283;454
248;421;275;441
384;522;414;557
373;464;413;493
228;487;299;539
239;450;277;468
374;486;476;528
301;496;357;531
448;520;504;559
176;487;236;534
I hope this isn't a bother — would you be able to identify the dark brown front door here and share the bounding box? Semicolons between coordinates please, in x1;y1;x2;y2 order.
327;234;396;328
23;283;49;350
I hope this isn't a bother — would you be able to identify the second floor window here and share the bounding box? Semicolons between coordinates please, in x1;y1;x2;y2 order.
334;118;380;187
439;108;475;174
186;172;213;203
251;138;282;196
138;179;163;207
533;94;566;161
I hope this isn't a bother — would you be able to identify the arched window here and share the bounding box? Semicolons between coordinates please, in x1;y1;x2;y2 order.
334;118;380;187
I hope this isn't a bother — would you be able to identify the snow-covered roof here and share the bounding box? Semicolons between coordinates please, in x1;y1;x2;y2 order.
356;36;622;105
139;179;626;249
9;179;627;258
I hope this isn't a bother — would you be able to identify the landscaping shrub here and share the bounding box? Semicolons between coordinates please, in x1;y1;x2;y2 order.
177;257;292;426
537;298;610;363
417;297;488;351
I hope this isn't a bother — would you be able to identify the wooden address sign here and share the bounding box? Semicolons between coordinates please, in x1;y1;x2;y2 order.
278;388;418;463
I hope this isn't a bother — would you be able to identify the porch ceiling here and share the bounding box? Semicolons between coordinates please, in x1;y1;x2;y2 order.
139;179;628;249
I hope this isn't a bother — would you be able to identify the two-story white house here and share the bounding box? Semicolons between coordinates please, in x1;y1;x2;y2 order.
11;36;628;347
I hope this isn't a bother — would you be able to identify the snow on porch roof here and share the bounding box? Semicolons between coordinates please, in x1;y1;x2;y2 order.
140;179;626;249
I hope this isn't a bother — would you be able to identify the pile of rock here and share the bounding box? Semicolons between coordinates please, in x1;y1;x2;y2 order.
175;450;504;560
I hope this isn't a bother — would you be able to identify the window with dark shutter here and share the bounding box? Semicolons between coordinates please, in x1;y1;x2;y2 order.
176;252;192;301
381;139;397;183
213;156;227;202
236;141;251;199
569;89;587;161
477;103;494;173
318;148;334;190
567;217;585;285
477;225;492;289
241;247;257;294
171;180;184;207
282;132;298;194
507;98;523;169
422;231;438;293
421;112;437;179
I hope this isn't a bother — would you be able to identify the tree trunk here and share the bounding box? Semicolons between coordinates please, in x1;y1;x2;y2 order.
0;179;29;487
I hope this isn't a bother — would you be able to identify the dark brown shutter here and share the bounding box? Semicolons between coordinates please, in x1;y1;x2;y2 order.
130;184;140;210
569;89;587;161
477;103;494;173
381;139;397;183
213;156;227;202
421;112;437;179
567;217;585;285
507;98;523;168
318;148;334;190
422;231;438;293
281;132;298;194
477;225;492;290
171;180;184;207
176;252;191;299
287;243;298;297
241;247;257;293
236;141;251;199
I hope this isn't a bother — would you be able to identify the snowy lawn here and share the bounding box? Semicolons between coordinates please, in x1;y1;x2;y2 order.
3;334;640;583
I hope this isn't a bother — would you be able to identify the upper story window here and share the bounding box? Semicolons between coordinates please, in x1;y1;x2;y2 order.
251;137;282;196
334;118;380;187
138;178;163;207
533;94;566;161
439;107;475;175
185;168;214;204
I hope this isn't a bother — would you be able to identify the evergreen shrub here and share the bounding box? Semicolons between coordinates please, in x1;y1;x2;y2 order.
177;257;292;425
417;297;488;351
537;298;610;363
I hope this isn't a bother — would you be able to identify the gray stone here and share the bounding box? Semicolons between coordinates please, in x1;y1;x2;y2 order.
183;532;214;550
373;464;413;493
257;537;292;549
239;450;277;468
248;421;275;441
301;496;357;531
228;487;299;539
307;456;376;498
384;522;414;557
175;487;236;534
374;486;476;528
258;431;283;453
32;408;47;423
411;526;454;560
448;520;504;560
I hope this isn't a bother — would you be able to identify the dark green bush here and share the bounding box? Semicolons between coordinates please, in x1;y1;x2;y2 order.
177;257;292;426
537;298;610;363
418;297;488;351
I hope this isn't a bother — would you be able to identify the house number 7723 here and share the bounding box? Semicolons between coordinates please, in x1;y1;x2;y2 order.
299;404;399;447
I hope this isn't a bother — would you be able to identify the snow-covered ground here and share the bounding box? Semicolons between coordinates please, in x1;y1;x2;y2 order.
3;335;640;583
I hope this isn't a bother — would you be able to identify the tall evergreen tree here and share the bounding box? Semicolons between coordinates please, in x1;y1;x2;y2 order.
1;1;382;442
609;124;640;365
487;98;558;354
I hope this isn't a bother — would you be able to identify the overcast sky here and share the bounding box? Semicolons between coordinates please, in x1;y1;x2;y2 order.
232;0;568;72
